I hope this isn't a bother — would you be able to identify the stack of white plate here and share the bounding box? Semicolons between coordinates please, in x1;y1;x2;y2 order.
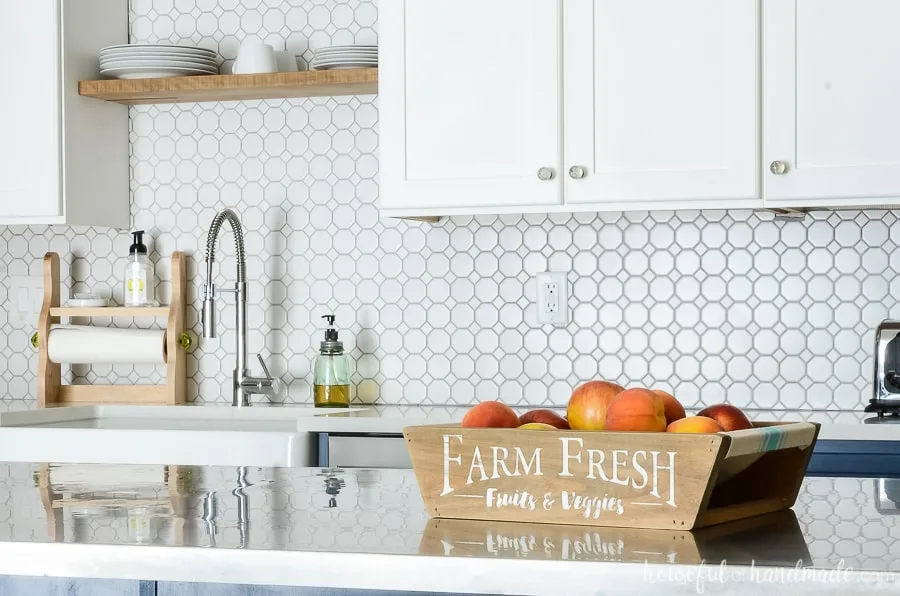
311;45;378;70
99;44;219;79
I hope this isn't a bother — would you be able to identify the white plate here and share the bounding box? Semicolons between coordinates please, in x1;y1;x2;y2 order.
101;66;215;79
67;297;109;308
101;64;218;74
100;46;216;54
101;53;218;65
314;54;378;60
313;57;378;63
100;44;216;56
313;59;378;66
100;51;217;61
315;47;378;53
100;56;218;65
313;54;378;60
313;63;378;70
317;45;378;51
312;62;378;69
312;57;378;64
312;63;378;69
100;51;216;61
100;59;218;72
314;50;378;57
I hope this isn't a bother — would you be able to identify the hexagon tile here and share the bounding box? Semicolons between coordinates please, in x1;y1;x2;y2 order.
0;1;892;411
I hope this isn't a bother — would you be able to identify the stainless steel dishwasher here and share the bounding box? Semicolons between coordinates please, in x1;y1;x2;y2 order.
318;433;411;468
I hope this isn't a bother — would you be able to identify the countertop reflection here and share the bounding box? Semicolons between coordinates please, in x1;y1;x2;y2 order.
1;462;900;573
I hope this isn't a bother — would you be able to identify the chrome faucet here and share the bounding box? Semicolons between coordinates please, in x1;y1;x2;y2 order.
202;208;276;407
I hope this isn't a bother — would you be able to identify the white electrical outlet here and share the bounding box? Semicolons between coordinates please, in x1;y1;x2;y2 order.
8;276;44;325
536;272;568;326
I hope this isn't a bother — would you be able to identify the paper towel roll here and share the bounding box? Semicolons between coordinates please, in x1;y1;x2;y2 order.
47;325;168;365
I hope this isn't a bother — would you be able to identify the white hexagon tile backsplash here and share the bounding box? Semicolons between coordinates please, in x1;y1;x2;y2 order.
0;0;896;409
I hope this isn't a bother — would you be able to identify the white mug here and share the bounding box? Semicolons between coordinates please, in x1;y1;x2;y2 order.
274;51;298;73
233;42;276;75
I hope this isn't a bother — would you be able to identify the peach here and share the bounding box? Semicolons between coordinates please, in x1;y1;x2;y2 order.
604;388;667;432
461;401;520;429
567;380;626;431
519;409;569;429
518;422;558;431
652;389;686;425
667;416;724;434
697;404;753;432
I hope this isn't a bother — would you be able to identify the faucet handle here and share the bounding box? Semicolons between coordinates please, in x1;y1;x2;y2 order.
255;354;286;400
257;354;273;381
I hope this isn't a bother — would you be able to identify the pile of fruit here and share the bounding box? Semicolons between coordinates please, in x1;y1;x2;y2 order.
461;380;753;433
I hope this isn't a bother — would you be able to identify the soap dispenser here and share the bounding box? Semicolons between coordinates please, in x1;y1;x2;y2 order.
314;315;351;408
123;230;156;307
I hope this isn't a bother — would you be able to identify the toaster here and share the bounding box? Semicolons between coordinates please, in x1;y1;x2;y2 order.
867;320;900;415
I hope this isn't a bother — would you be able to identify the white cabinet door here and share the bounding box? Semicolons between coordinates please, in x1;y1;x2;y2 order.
379;0;563;214
765;0;900;205
564;0;760;208
0;2;61;218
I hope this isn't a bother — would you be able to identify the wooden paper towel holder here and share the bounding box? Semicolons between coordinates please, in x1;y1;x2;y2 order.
37;251;188;407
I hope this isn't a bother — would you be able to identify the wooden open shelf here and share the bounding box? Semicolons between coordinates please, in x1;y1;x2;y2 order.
50;307;169;317
79;68;378;105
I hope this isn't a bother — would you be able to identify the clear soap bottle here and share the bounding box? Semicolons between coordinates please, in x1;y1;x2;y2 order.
123;231;156;307
314;315;351;408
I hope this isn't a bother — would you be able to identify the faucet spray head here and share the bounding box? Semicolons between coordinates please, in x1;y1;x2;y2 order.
202;283;217;339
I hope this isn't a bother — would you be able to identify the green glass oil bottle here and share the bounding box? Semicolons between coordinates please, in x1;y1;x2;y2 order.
313;315;351;408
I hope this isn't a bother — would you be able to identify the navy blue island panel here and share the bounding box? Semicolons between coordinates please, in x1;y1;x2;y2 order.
158;584;459;596
0;579;462;596
809;440;900;477
0;577;148;595
313;433;900;478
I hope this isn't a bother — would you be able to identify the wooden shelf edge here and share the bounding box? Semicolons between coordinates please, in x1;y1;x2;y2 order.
79;68;378;105
51;306;170;317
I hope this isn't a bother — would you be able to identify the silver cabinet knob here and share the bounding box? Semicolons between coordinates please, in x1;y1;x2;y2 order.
770;161;788;175
569;165;587;180
537;167;555;181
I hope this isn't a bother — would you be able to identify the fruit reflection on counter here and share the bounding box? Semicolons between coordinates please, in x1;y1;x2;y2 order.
460;380;756;433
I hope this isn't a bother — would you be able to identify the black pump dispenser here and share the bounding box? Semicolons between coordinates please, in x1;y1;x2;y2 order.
320;315;343;354
129;231;148;255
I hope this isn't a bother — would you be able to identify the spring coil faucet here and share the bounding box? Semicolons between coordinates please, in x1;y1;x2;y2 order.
202;208;276;406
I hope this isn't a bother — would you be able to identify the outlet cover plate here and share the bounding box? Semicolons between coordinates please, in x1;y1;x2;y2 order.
8;276;44;325
536;272;568;326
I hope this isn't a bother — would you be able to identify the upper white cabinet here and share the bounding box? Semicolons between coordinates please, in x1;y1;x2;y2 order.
764;0;900;206
564;0;760;208
379;0;563;213
1;4;60;220
379;0;761;216
383;0;900;215
0;1;128;227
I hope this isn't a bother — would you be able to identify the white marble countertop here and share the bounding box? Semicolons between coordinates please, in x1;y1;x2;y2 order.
298;404;900;441
4;398;900;441
0;461;899;594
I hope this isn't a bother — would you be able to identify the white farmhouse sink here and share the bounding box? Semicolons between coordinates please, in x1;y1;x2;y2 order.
0;405;368;467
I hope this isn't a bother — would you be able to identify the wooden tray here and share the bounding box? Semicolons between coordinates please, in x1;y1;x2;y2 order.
404;421;819;530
